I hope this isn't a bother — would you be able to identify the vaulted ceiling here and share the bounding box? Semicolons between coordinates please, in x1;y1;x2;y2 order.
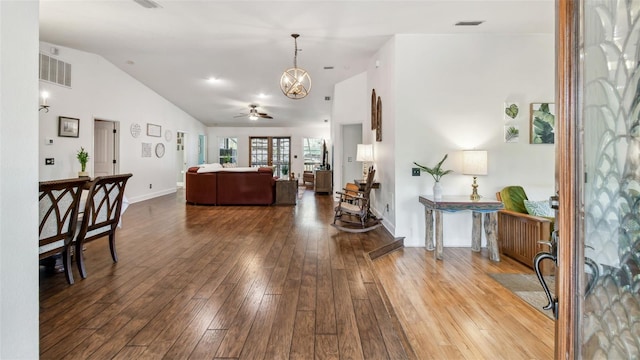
39;0;554;127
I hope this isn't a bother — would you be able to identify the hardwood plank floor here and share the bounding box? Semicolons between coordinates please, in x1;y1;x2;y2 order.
40;189;553;359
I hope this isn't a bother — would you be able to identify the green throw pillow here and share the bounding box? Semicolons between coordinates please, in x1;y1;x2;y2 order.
500;186;528;213
523;200;555;217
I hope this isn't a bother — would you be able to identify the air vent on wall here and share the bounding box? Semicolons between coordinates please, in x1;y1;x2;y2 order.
39;53;72;88
455;21;485;26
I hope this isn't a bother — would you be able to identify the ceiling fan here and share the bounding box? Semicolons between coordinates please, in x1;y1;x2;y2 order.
234;104;273;120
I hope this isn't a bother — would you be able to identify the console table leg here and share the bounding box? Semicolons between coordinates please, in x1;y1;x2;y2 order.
435;210;443;260
484;212;500;261
471;211;482;252
425;208;434;251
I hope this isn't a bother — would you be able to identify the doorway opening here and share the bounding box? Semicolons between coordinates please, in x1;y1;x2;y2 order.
176;131;187;187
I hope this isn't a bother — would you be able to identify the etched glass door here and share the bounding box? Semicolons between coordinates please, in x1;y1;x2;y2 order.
577;0;640;356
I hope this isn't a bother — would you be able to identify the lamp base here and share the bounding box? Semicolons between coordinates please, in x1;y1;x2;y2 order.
470;176;481;201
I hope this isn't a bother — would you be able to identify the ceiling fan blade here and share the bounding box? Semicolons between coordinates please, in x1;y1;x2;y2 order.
260;114;273;119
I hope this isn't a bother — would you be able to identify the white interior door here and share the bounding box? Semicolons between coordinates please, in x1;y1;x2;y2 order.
94;119;117;177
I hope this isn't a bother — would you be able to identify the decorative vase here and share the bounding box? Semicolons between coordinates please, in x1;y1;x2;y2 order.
78;171;89;177
433;181;442;200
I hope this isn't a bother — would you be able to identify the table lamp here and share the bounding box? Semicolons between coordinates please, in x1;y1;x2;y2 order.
463;150;488;201
356;144;374;179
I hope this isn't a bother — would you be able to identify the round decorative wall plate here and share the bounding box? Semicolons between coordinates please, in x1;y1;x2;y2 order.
164;129;172;141
130;123;142;138
155;143;165;158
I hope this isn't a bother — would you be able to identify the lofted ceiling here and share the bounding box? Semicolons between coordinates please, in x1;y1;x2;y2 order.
39;0;554;128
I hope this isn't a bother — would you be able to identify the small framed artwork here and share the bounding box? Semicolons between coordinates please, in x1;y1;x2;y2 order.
504;102;520;121
147;123;162;137
530;103;555;144
504;125;520;143
58;116;80;138
142;142;152;157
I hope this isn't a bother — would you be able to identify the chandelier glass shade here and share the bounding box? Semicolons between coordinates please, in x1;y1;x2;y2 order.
280;34;311;99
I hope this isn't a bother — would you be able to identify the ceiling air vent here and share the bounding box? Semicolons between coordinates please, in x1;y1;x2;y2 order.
133;0;162;9
39;53;71;88
455;21;485;26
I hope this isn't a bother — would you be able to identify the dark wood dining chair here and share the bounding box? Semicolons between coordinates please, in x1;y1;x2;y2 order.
75;173;132;279
39;177;89;284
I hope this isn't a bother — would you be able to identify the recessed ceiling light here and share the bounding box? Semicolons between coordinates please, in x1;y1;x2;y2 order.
455;21;485;26
207;77;219;83
258;93;268;98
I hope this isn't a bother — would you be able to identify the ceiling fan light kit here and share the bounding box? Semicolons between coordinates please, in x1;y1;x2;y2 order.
280;34;311;99
235;104;273;121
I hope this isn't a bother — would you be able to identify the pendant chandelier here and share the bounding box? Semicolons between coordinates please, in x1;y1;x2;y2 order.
280;34;311;99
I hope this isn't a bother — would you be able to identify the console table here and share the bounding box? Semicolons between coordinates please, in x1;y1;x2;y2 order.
418;195;504;261
354;179;380;191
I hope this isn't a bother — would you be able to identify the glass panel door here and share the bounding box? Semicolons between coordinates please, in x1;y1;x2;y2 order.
578;1;640;357
272;137;290;177
249;136;291;177
250;137;269;167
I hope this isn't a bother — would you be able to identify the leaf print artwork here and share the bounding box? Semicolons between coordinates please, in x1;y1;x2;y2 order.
505;103;519;120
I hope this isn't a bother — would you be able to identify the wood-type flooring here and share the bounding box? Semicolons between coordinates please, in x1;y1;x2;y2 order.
39;189;553;359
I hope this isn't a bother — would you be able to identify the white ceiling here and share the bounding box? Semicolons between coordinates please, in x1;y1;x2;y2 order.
39;0;554;127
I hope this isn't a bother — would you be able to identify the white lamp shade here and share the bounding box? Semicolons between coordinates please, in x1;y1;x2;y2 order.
462;150;488;175
356;144;374;162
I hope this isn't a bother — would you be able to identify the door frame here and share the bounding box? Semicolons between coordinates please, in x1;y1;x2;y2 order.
556;0;580;357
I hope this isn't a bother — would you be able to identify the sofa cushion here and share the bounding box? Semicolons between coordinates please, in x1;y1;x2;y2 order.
499;186;528;213
524;199;554;217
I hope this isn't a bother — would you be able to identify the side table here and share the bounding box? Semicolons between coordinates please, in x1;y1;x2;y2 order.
275;179;297;205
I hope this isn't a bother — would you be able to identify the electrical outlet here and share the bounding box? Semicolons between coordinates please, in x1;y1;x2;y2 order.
412;168;420;176
45;158;54;165
149;184;152;189
385;204;390;212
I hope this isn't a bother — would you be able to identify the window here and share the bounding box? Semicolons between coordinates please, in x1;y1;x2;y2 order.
303;138;323;171
250;136;291;177
218;137;237;164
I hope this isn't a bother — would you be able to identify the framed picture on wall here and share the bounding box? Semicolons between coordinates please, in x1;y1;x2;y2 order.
147;123;162;137
529;103;555;144
58;116;79;138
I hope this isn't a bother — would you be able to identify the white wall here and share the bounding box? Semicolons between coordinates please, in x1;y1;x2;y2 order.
38;42;208;203
0;2;40;357
391;34;555;246
207;126;330;179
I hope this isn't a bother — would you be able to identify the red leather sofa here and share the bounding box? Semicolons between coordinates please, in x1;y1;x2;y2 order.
186;167;275;205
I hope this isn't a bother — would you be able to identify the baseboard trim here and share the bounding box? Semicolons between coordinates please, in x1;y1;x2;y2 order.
368;237;404;261
128;188;176;203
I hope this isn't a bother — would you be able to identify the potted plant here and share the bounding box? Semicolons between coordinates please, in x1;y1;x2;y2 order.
413;154;453;200
77;147;90;177
281;164;289;177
